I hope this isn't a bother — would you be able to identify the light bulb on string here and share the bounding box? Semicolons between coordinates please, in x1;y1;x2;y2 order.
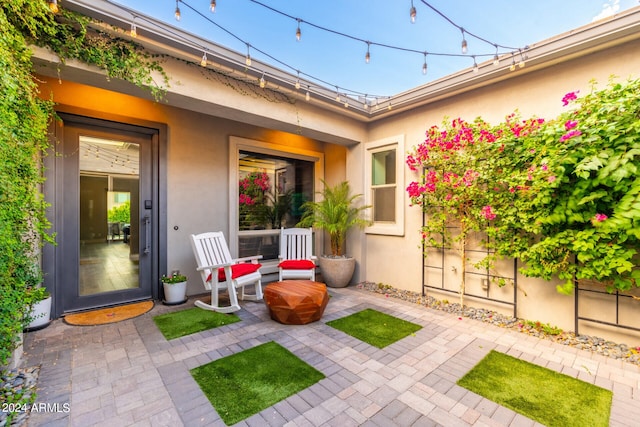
335;87;340;102
174;0;181;21
460;28;468;54
305;86;310;101
493;45;499;66
130;22;137;38
295;19;302;41
365;42;371;64
295;71;301;90
48;0;58;13
422;52;428;75
518;50;526;68
509;53;516;71
259;72;266;88
410;1;417;24
210;0;216;13
410;0;417;23
245;44;251;66
472;56;478;73
200;52;207;67
344;99;349;108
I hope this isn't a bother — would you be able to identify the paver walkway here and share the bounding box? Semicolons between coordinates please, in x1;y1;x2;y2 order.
23;286;640;426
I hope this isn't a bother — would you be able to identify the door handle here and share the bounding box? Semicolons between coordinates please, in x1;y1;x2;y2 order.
143;214;151;254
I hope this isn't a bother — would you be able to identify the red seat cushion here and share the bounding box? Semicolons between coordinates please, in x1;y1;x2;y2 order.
278;260;316;270
206;263;262;282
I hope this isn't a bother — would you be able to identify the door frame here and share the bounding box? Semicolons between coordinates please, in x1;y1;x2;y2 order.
43;106;167;318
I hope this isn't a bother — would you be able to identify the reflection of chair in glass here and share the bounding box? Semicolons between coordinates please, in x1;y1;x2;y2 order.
278;227;317;281
190;231;263;313
108;222;121;242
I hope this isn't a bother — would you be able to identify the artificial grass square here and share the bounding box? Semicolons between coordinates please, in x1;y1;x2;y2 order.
326;308;422;348
191;341;325;425
152;307;240;340
457;350;612;427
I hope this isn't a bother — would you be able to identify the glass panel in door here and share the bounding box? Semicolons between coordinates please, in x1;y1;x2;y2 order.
78;136;141;296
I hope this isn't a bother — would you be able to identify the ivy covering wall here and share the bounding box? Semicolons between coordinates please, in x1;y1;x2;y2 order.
0;0;167;376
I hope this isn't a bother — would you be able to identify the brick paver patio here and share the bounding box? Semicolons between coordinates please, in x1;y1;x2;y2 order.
23;286;640;426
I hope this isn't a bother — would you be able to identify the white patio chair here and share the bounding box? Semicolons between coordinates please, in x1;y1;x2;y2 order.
278;227;317;281
190;231;263;313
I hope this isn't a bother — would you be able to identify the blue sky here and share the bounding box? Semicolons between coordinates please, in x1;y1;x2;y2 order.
113;0;638;97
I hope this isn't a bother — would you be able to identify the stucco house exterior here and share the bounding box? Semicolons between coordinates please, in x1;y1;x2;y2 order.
34;0;640;345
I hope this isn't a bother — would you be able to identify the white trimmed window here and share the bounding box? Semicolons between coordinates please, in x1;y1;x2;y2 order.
364;135;405;236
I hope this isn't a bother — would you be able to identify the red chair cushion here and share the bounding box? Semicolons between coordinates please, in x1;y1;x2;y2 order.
206;263;262;282
278;260;315;270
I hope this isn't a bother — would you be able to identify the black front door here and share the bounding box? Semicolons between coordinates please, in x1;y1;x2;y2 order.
45;114;160;315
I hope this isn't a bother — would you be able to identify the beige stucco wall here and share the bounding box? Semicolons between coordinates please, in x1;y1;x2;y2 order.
363;38;640;345
38;76;351;296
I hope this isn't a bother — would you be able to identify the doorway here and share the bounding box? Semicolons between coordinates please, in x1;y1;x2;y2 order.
44;113;163;316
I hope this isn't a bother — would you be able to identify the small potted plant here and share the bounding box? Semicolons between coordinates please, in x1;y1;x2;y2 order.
161;273;188;305
298;180;371;287
24;286;52;331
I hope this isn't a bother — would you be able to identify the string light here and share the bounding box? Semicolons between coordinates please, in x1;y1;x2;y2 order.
493;45;499;66
472;56;478;73
305;86;310;101
460;28;468;54
174;0;181;21
518;49;526;68
422;52;428;75
365;42;371;64
335;87;340;102
410;0;417;24
295;19;301;41
48;0;58;13
130;21;137;38
509;53;516;71
259;72;266;88
200;51;207;67
245;44;251;66
210;0;216;13
295;71;301;90
156;0;527;106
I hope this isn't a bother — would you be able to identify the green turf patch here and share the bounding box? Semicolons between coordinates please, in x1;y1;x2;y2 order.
326;308;422;348
152;307;240;340
457;350;612;427
191;341;325;425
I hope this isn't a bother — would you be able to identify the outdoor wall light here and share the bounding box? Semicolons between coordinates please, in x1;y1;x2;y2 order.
48;0;59;13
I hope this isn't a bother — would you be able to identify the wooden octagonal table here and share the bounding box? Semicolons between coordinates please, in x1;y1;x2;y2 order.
264;280;329;325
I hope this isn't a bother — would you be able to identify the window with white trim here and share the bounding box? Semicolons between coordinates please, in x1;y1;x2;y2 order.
364;135;405;236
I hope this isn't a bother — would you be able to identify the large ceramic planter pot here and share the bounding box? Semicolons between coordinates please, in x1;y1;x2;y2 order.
25;296;52;331
318;256;356;288
163;281;187;305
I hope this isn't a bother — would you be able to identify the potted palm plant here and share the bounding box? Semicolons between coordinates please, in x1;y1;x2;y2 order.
298;180;371;287
161;273;188;305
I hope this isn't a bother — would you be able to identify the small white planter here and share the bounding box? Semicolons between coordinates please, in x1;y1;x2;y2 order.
163;281;187;305
25;296;52;331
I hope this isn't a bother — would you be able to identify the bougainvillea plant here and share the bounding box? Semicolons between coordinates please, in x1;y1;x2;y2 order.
518;78;640;294
407;77;640;296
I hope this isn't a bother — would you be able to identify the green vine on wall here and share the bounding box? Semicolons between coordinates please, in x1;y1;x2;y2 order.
0;1;170;412
407;76;640;297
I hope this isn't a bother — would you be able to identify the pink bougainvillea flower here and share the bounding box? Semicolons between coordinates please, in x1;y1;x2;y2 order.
562;91;579;106
559;130;582;142
593;213;608;222
564;120;578;130
481;205;497;221
548;175;557;183
541;164;548;171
